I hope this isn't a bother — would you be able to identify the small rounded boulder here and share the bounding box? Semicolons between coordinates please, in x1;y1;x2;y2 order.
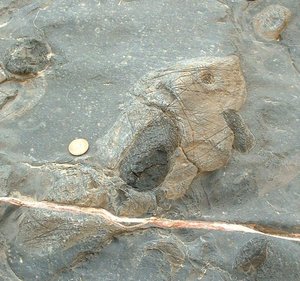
3;38;51;76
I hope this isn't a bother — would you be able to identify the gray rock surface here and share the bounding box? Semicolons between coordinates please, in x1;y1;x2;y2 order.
0;0;299;280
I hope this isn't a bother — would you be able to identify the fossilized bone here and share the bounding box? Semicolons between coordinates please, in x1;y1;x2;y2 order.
96;55;255;201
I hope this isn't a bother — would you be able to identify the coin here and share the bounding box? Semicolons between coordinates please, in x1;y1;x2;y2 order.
68;138;89;156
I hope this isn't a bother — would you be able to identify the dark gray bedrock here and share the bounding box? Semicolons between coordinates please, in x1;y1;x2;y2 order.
0;0;299;280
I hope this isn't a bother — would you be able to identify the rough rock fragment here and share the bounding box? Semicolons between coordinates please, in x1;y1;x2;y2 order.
3;38;51;77
162;148;198;200
130;56;247;173
0;76;47;122
0;90;17;110
1;205;121;280
145;239;186;271
96;103;164;170
97;55;248;202
253;5;292;41
118;112;179;191
0;39;50;122
26;163;157;216
223;109;255;153
233;237;300;280
234;237;268;273
113;187;157;217
44;164;112;209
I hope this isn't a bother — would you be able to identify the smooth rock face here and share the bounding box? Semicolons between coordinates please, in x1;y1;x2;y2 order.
0;0;299;280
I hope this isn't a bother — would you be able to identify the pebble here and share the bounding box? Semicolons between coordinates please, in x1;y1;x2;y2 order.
253;5;292;41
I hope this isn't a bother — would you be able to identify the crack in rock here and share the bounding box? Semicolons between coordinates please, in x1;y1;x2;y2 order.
0;196;299;242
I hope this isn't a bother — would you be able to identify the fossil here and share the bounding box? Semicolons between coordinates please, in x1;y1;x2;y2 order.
96;55;254;204
253;5;292;41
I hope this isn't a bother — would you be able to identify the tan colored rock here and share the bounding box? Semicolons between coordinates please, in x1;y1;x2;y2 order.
97;55;248;203
162;148;198;200
253;5;292;41
134;56;246;172
115;188;157;217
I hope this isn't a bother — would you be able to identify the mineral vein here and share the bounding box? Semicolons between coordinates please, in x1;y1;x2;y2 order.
0;196;299;242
